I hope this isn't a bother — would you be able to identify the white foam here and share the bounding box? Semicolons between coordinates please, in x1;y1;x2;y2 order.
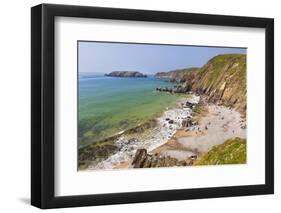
89;94;200;170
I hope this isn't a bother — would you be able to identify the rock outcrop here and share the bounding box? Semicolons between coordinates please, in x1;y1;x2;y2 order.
156;84;190;94
131;149;193;168
155;54;247;114
78;119;158;170
184;54;246;113
79;138;118;170
105;71;147;78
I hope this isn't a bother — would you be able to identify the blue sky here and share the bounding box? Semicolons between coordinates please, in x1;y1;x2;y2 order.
78;41;246;74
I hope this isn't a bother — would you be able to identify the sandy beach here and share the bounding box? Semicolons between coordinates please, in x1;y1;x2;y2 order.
78;48;247;171
152;103;246;161
85;94;246;170
87;95;199;170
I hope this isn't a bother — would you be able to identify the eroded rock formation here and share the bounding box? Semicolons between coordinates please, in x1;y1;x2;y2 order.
105;71;147;78
131;149;194;168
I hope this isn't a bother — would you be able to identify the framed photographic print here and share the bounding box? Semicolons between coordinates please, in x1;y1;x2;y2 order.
31;3;274;209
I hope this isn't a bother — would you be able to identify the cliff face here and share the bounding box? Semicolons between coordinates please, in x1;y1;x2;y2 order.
184;54;246;113
156;54;246;113
105;71;147;77
155;67;199;82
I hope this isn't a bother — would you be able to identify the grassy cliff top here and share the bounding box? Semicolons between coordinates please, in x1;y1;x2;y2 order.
154;54;247;113
194;137;246;165
184;54;247;113
155;67;199;81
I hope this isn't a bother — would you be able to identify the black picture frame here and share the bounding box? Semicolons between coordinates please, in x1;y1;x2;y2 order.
31;3;274;209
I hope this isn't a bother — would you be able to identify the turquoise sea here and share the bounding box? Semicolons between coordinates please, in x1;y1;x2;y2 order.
79;74;181;148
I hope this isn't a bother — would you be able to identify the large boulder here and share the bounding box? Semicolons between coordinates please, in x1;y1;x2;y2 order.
131;149;147;168
182;118;193;127
131;149;192;168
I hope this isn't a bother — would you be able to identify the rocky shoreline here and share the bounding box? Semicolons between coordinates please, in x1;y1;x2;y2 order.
79;94;200;170
119;96;246;169
80;92;246;170
78;119;158;169
151;99;246;163
79;54;247;170
130;149;194;168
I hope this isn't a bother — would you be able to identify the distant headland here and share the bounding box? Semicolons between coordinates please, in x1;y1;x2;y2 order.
105;71;147;78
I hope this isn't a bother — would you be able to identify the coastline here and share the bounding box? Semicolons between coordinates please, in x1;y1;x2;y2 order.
151;100;246;162
82;94;200;170
115;96;246;169
80;93;246;171
78;75;181;148
78;53;247;170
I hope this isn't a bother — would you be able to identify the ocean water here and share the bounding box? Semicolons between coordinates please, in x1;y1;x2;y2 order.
79;74;181;148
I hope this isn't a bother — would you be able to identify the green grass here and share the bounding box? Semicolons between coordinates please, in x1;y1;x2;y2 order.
194;137;246;166
183;54;247;112
199;54;246;88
